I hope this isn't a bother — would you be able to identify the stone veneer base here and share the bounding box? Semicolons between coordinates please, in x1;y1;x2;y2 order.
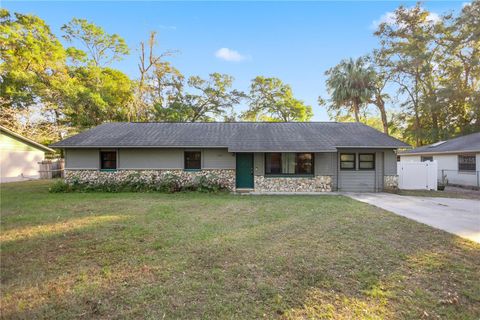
65;170;336;193
254;175;332;192
384;175;399;191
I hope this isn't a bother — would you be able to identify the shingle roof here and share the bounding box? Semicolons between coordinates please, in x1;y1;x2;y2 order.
51;122;409;152
399;132;480;155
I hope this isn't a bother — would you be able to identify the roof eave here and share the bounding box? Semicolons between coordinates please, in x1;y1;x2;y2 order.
1;126;55;153
399;149;480;156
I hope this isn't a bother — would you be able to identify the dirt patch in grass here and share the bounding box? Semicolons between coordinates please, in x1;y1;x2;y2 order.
1;180;479;319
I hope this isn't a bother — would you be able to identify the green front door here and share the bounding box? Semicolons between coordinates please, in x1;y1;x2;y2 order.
236;153;254;188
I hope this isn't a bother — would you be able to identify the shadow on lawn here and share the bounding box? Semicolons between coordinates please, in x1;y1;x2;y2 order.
1;194;479;319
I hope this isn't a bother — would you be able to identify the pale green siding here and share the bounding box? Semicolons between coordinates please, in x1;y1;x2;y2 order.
0;132;39;152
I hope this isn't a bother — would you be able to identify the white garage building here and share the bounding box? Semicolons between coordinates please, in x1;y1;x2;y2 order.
0;126;54;183
399;132;480;188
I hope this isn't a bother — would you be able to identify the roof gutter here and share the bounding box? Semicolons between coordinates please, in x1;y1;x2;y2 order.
399;150;480;156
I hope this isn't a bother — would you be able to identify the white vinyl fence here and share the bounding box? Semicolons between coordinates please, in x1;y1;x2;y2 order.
398;161;438;190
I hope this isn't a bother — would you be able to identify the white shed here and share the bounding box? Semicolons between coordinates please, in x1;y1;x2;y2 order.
0;126;55;183
398;132;480;188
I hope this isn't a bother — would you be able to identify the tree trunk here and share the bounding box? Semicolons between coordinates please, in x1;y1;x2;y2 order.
376;97;389;135
353;101;360;122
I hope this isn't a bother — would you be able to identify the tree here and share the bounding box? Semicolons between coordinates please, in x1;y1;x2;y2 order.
435;1;480;135
155;73;245;122
243;76;313;122
65;66;133;128
132;32;178;121
0;9;71;142
367;52;391;134
61;18;129;67
374;4;442;145
323;57;375;123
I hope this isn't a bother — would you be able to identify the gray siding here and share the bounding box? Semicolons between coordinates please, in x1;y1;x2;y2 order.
203;149;235;169
315;152;336;175
119;149;183;169
65;149;99;169
253;153;264;175
338;171;376;192
337;148;394;192
119;148;235;169
315;152;337;190
375;151;384;191
384;149;397;175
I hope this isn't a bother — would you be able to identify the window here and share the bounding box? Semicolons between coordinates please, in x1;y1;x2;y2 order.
421;156;433;162
458;154;476;172
100;151;117;170
265;153;314;175
184;151;201;170
359;153;375;170
340;153;355;170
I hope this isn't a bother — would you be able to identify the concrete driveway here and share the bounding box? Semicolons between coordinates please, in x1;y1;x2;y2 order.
346;193;480;243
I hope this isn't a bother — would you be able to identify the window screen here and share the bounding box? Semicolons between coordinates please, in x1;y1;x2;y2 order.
100;151;117;170
184;151;201;170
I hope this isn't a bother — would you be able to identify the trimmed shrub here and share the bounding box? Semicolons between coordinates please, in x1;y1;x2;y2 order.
51;172;229;193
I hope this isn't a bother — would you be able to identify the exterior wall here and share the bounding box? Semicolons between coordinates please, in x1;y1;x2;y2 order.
338;171;376;192
251;152;335;192
119;149;183;169
62;147;400;192
315;152;337;190
0;132;45;182
202;149;236;169
65;149;100;169
337;149;394;192
400;153;480;187
66;148;235;170
253;153;265;176
384;149;397;175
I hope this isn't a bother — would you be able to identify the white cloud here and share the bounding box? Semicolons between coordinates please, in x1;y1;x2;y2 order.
215;48;248;62
462;1;472;8
371;10;441;30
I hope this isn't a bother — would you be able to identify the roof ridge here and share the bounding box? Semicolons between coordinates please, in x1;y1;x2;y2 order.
123;121;340;124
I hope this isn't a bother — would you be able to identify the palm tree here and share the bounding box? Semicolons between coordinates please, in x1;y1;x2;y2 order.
324;57;375;123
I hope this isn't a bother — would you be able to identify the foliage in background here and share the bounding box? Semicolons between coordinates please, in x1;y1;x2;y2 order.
1;2;479;147
243;76;313;122
322;1;480;145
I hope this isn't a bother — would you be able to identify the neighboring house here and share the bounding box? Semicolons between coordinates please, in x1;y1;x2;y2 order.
399;132;480;188
51;122;408;192
0;126;55;183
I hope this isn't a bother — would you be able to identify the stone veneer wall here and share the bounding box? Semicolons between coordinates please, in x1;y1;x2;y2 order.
65;169;236;191
384;175;399;191
254;175;332;192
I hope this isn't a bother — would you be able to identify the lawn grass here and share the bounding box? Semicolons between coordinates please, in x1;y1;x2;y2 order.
1;180;479;319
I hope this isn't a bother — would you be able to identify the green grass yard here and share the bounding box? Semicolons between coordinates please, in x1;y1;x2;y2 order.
1;180;479;319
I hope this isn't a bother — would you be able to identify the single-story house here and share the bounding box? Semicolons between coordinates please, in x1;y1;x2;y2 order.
0;125;55;183
51;122;409;192
398;132;480;188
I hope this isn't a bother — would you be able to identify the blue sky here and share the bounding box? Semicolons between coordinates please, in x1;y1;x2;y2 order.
2;1;467;120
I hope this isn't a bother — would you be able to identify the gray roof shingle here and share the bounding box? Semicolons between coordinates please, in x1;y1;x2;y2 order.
51;122;409;151
400;132;480;155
